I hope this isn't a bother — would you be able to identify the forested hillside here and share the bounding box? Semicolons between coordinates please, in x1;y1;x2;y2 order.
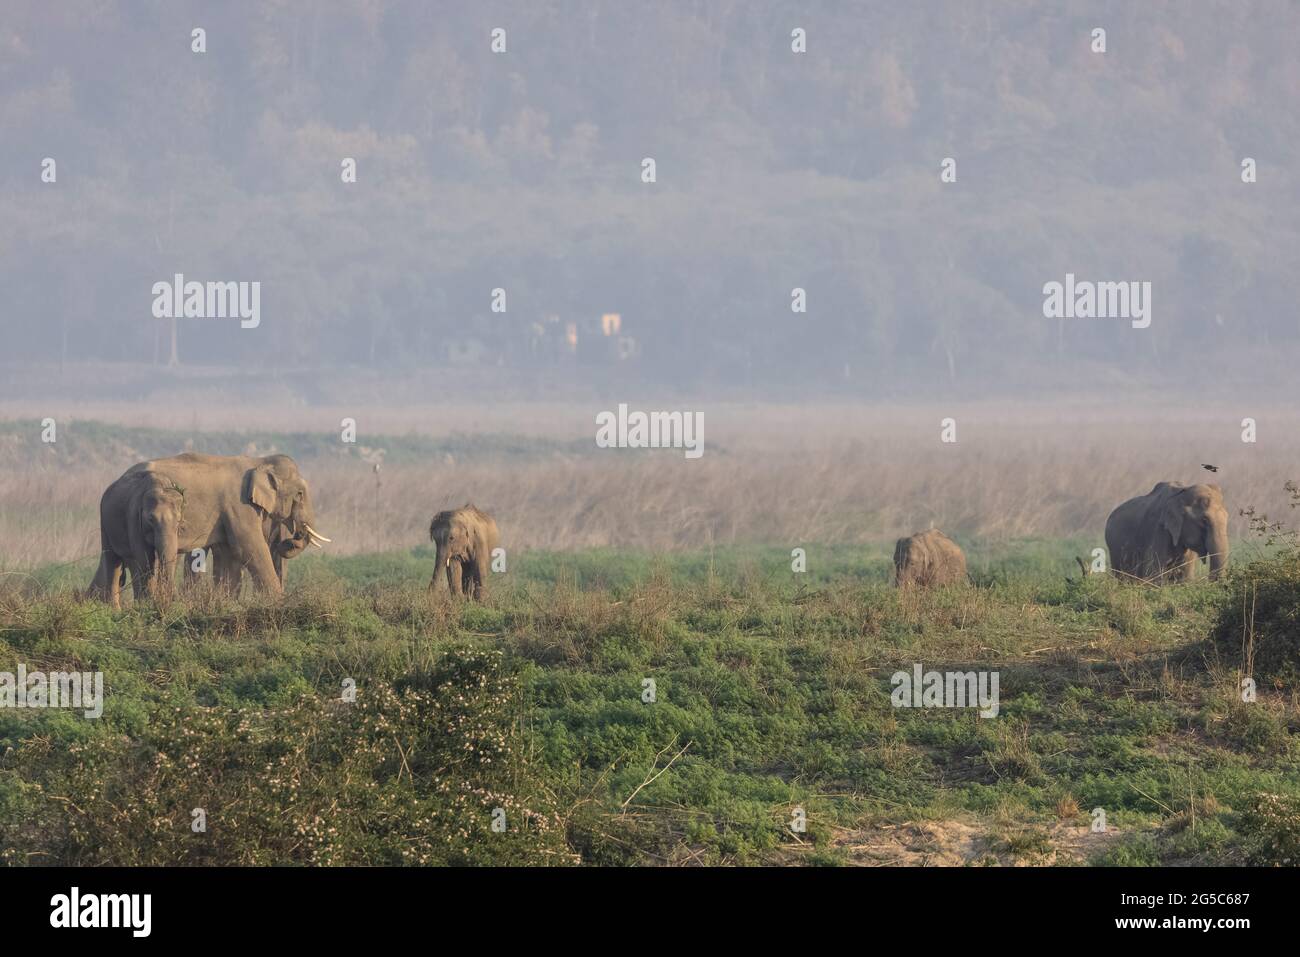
2;1;1297;391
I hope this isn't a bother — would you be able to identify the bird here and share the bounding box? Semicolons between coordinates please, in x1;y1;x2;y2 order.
1201;464;1219;473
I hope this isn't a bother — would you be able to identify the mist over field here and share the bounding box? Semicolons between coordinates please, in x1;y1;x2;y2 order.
3;400;1300;570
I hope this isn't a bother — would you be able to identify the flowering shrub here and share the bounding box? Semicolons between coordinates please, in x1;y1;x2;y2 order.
3;646;575;866
1239;793;1300;866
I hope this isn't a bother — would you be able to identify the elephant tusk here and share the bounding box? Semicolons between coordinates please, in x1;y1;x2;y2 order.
304;524;331;543
308;538;323;549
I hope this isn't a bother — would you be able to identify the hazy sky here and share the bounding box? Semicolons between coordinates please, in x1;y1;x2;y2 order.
2;1;1298;397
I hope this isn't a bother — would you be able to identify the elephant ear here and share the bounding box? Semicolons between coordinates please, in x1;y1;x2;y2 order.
1160;490;1186;549
244;466;278;515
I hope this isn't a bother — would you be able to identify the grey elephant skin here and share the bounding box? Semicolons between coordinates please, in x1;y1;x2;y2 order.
429;505;499;600
89;453;327;607
183;517;310;594
87;469;186;605
1105;481;1228;583
894;529;967;587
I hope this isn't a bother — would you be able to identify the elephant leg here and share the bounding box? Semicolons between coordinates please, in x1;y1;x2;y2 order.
211;549;242;596
1143;546;1170;583
240;544;283;596
128;554;150;601
88;557;107;601
182;548;212;588
91;552;125;609
472;554;489;601
89;551;117;605
462;563;475;598
224;558;246;595
1169;548;1198;582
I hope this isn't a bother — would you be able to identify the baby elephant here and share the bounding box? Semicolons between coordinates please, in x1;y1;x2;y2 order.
893;529;967;587
429;505;499;600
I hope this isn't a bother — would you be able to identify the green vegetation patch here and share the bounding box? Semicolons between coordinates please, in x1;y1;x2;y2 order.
1;543;1296;866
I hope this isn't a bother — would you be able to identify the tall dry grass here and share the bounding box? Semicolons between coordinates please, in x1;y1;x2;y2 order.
2;400;1296;567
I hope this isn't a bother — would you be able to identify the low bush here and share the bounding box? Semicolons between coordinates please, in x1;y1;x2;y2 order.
1;646;574;866
1211;483;1300;686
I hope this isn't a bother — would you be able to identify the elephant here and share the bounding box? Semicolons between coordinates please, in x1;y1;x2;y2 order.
89;453;328;607
183;517;309;594
1104;481;1228;583
893;528;967;587
429;505;499;600
87;469;187;605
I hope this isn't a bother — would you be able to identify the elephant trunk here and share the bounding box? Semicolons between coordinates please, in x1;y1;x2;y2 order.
1207;522;1229;581
430;540;447;590
286;492;329;548
284;499;328;551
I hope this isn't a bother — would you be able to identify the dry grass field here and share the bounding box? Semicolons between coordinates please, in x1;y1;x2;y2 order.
1;395;1297;570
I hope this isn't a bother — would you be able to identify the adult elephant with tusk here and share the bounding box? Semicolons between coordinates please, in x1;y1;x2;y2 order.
89;452;329;606
1105;481;1228;584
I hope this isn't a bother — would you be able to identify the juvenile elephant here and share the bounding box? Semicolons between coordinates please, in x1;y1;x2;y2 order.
893;528;967;587
90;453;328;607
429;505;499;600
87;469;187;605
1105;481;1228;584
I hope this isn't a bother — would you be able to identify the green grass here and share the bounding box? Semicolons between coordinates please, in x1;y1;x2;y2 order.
15;538;1104;593
1;542;1296;866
